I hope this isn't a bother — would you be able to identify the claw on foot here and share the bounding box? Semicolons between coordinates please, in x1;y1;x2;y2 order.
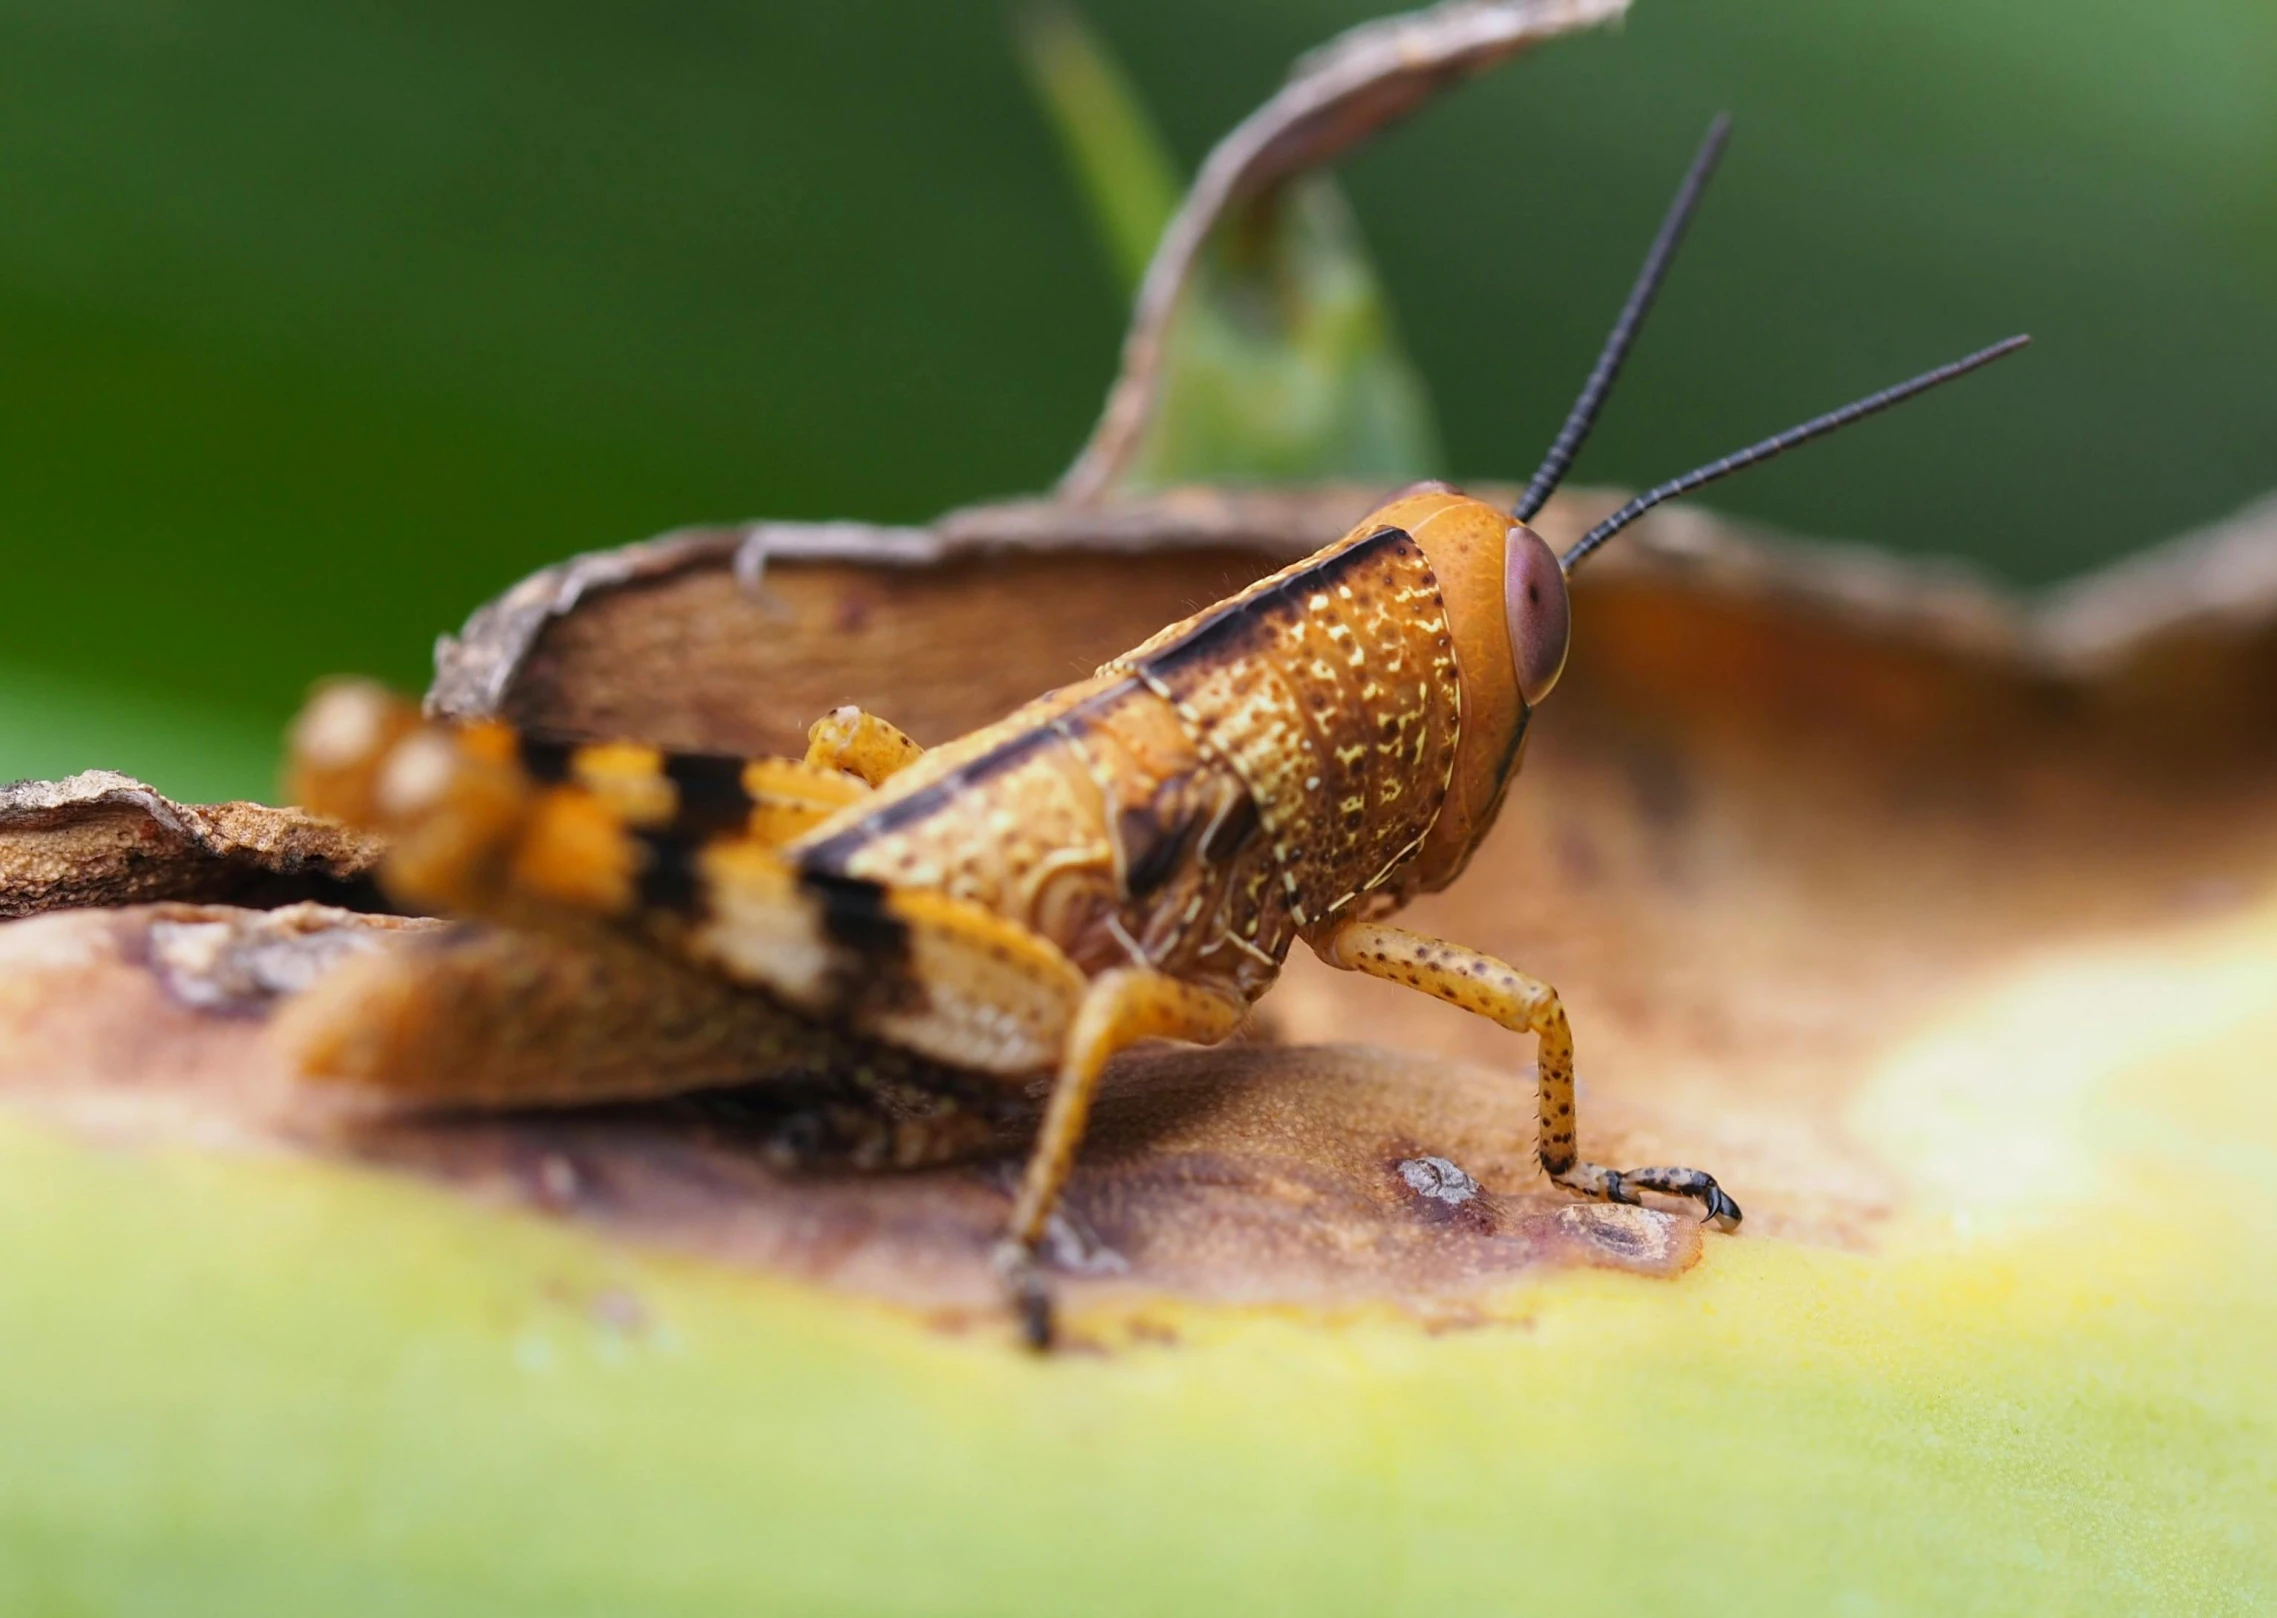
1548;1159;1742;1232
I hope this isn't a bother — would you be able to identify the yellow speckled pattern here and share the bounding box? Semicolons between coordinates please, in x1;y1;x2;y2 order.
1108;525;1460;925
791;522;1467;1014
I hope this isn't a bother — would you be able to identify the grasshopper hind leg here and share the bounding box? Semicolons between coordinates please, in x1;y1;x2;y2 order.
1314;918;1741;1230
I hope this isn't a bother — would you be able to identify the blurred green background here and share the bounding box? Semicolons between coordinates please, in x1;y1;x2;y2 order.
2;0;2271;802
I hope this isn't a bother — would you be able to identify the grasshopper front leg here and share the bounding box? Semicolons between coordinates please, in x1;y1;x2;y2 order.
803;706;926;786
994;968;1244;1348
1314;918;1741;1228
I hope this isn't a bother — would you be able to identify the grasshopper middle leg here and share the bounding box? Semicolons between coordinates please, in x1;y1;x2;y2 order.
1315;918;1740;1228
994;967;1244;1348
679;858;1243;1345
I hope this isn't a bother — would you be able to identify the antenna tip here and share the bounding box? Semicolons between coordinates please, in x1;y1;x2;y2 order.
1960;333;2033;371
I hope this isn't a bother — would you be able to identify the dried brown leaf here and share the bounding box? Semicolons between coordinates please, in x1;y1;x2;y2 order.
0;771;382;919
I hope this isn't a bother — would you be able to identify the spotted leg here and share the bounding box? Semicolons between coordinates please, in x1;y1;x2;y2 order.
1313;918;1740;1228
993;968;1245;1349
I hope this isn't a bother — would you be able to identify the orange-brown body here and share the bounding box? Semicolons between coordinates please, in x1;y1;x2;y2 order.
791;489;1528;1016
279;94;2027;1344
288;486;1732;1347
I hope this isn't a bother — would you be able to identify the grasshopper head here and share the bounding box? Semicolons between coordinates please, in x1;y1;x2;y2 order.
1365;118;2027;893
1347;485;1551;893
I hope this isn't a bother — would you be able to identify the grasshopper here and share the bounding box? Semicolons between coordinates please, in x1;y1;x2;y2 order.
288;120;2025;1345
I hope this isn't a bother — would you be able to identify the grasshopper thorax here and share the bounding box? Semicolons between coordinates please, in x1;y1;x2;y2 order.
1333;485;1564;895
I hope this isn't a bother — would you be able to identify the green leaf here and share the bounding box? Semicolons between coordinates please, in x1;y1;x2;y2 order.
1012;2;1185;295
1016;5;1444;489
1123;174;1445;490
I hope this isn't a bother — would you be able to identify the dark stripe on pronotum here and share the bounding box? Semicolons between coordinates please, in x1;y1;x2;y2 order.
799;537;1414;871
1137;527;1415;684
662;750;758;835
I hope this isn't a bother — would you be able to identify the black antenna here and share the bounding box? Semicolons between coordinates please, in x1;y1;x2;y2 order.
1560;335;2031;572
1514;114;1733;524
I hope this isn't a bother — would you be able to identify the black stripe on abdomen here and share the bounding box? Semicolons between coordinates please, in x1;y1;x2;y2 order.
516;733;578;784
797;867;910;962
633;830;707;916
797;866;922;1013
662;750;758;836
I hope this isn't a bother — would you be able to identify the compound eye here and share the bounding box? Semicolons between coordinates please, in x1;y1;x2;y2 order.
1503;524;1571;706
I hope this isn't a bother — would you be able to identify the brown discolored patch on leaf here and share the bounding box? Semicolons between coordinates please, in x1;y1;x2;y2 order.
0;904;417;1145
0;903;1697;1322
0;772;385;920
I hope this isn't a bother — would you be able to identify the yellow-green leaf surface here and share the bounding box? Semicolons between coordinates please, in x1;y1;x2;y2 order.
3;899;2272;1613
